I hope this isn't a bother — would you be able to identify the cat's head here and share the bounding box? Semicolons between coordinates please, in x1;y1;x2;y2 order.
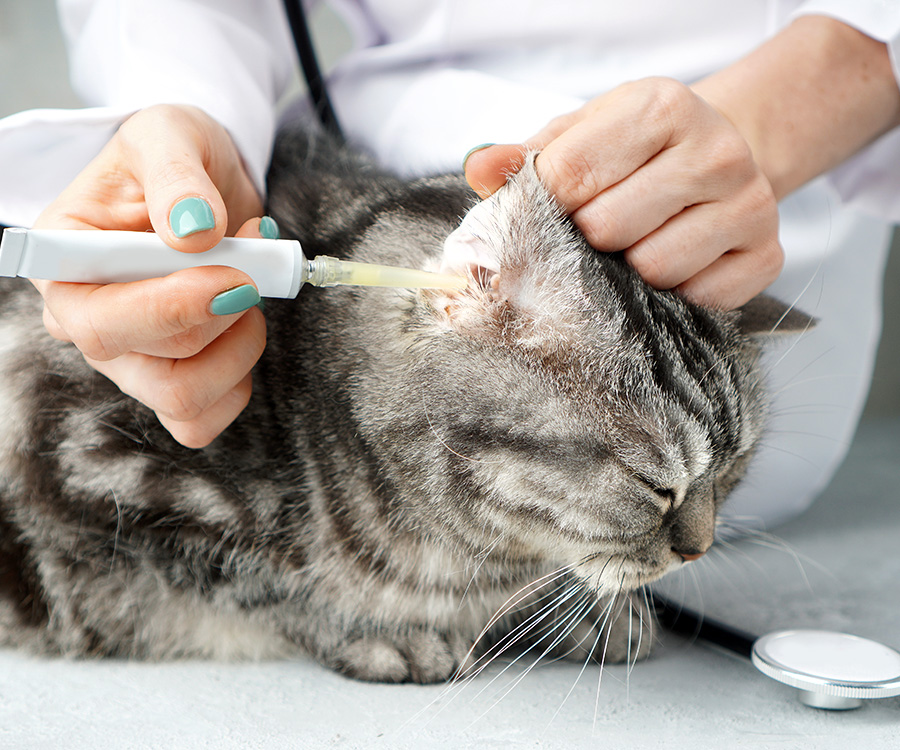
367;156;810;595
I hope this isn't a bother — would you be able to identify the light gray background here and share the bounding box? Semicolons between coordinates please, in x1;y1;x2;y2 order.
1;3;899;749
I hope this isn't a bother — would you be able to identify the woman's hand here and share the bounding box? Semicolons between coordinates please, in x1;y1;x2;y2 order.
32;104;271;448
465;17;900;312
464;77;782;310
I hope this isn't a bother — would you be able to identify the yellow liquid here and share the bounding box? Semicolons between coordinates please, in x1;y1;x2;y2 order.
308;255;467;290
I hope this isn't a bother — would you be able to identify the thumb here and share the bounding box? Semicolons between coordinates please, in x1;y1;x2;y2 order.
125;109;229;253
463;144;528;199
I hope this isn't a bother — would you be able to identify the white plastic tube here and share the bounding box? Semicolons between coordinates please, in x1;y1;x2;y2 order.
0;228;307;297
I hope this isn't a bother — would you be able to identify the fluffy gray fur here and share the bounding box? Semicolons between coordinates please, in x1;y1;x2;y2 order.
0;130;807;682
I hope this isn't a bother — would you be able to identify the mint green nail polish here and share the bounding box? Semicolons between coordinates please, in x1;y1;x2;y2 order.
463;143;495;169
170;197;215;238
210;284;260;316
259;216;280;240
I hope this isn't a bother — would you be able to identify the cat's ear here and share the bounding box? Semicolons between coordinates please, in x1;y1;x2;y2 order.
424;161;591;349
736;294;817;337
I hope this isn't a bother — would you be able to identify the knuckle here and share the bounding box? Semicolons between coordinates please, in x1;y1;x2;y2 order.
759;239;785;282
644;77;693;124
165;326;212;359
70;316;118;362
576;205;628;250
145;289;205;347
154;378;206;423
627;241;671;288
705;131;754;176
541;149;601;209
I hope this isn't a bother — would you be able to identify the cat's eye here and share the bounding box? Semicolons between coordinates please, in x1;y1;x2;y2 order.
634;475;677;506
654;488;677;504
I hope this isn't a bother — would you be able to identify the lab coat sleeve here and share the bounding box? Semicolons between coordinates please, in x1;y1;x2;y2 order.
793;0;900;221
59;0;298;192
0;0;297;226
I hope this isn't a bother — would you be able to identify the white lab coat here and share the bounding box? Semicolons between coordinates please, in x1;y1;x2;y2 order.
0;0;898;528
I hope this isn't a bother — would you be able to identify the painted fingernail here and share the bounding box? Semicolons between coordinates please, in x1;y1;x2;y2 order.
259;215;280;240
210;284;260;316
462;143;495;170
170;197;216;238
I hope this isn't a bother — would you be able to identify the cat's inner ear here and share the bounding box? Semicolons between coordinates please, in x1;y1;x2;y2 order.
422;199;505;328
440;199;502;293
736;294;817;337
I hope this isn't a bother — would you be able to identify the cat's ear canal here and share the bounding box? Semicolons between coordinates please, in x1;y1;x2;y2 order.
422;201;504;330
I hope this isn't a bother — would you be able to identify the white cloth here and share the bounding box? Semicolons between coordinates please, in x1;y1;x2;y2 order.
0;0;897;529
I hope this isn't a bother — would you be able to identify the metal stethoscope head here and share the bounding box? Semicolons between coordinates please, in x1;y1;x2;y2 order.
653;594;900;710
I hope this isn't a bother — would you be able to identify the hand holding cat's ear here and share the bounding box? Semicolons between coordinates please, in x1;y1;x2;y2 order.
30;104;270;448
464;78;783;311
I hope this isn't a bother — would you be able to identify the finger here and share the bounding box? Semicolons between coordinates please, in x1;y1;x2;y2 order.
624;200;782;307
521;107;586;150
676;238;784;310
535;115;671;216
123;216;275;359
86;307;266;426
234;215;279;240
157;372;255;449
39;265;260;362
464;144;527;198
569;142;752;251
121;106;232;251
532;80;709;215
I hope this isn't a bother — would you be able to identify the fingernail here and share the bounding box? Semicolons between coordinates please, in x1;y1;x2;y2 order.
463;143;495;170
210;284;260;316
170;197;216;238
259;215;280;240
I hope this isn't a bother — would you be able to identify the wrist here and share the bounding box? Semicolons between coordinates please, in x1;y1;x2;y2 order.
692;16;900;201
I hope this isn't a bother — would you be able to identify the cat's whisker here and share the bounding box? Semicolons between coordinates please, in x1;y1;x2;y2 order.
455;577;587;689
471;588;601;725
590;583;633;734
457;533;505;609
736;533;833;590
706;538;767;580
451;587;592;730
545;594;623;731
768;372;855;399
753;440;825;469
451;565;580;685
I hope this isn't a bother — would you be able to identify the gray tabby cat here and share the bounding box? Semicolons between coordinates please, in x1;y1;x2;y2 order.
0;129;808;682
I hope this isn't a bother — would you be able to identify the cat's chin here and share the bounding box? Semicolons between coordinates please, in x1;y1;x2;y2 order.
573;554;682;595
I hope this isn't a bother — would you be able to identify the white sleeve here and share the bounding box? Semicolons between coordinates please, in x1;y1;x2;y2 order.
793;0;900;221
58;0;297;192
0;0;296;227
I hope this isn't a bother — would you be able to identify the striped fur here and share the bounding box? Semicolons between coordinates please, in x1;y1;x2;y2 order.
0;130;799;681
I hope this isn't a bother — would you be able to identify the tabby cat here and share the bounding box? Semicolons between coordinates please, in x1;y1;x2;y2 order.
0;129;808;682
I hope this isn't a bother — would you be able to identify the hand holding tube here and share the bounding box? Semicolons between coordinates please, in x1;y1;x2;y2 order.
30;104;268;448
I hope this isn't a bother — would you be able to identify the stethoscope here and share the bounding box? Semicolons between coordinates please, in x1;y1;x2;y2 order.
284;1;900;711
653;594;900;710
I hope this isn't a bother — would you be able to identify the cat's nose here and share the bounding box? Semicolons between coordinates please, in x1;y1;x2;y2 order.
673;547;707;562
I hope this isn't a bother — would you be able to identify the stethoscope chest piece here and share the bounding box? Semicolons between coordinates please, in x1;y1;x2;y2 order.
751;629;900;710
